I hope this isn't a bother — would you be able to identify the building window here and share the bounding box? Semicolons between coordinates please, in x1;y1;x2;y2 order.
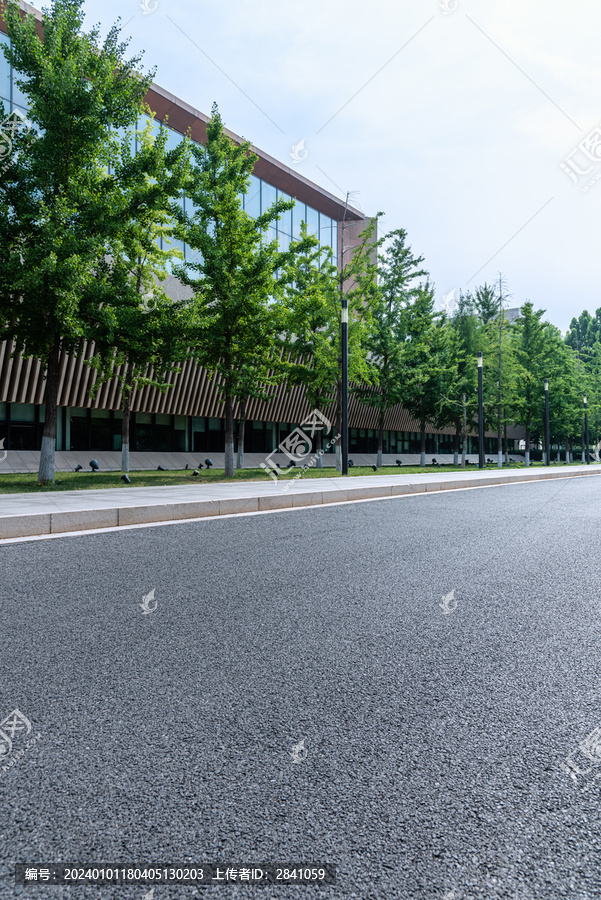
207;417;224;452
0;32;10;104
261;181;277;214
292;200;307;240
134;411;153;452
69;408;88;451
245;175;261;218
305;204;319;239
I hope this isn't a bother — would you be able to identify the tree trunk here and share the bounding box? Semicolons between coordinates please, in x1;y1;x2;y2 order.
377;407;385;468
454;418;460;466
121;364;134;473
420;418;426;467
314;424;323;468
525;414;531;467
504;424;509;465
461;394;467;468
224;392;235;477
38;336;61;485
236;398;246;470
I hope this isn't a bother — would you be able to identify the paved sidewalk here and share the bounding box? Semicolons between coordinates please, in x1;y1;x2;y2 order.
0;465;599;539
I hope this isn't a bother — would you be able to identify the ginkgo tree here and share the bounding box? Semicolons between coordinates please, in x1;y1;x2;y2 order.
175;103;302;478
0;0;157;484
86;118;192;472
278;218;382;469
357;228;428;467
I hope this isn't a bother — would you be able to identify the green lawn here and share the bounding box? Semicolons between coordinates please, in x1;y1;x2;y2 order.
0;460;590;493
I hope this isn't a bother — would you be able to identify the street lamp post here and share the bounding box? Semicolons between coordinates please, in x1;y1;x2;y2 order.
584;395;590;464
478;352;484;469
339;193;352;476
544;379;550;466
341;293;348;475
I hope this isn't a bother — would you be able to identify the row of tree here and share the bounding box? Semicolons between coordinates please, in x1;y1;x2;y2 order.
0;0;596;486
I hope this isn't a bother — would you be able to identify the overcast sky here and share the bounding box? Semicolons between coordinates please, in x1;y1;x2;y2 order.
37;0;601;331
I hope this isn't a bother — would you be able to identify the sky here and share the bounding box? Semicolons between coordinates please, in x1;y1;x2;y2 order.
29;0;601;332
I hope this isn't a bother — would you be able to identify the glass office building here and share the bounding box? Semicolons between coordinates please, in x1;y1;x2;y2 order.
0;10;519;460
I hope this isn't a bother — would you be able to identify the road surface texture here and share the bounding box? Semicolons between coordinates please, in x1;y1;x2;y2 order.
1;474;601;899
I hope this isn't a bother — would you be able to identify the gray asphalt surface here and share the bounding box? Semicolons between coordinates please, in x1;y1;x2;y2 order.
1;474;601;900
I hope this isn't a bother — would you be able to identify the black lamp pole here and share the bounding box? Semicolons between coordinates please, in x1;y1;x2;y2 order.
341;298;348;475
544;379;550;466
478;352;484;469
584;395;590;464
340;194;350;476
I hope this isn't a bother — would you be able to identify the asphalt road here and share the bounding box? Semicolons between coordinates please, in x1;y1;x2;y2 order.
1;474;601;900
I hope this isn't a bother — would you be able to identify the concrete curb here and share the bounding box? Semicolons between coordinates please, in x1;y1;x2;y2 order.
1;467;599;539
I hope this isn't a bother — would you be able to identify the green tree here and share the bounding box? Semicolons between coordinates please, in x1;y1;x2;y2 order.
511;302;548;465
0;0;154;483
278;221;380;468
357;228;427;466
403;283;455;466
176;104;294;477
474;282;498;324
86;118;192;472
438;291;480;465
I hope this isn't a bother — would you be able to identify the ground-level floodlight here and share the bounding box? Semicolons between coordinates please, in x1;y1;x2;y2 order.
185;464;189;470
74;465;83;472
121;474;131;484
348;459;354;468
205;458;213;468
192;469;200;476
157;465;166;471
396;459;402;467
89;459;99;472
371;464;377;471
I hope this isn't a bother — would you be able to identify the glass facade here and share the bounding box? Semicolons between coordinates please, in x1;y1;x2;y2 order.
0;33;339;267
0;402;517;456
0;35;360;459
0;32;10;107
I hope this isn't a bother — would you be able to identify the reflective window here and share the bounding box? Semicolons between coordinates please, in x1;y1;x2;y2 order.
332;222;338;263
319;213;333;250
305;204;319;238
0;33;9;104
261;181;277;215
163;123;184;153
277;231;290;252
292;199;306;240
115;124;136;159
277;189;292;237
245;174;261;218
11;74;29;111
136;113;158;148
185;243;203;265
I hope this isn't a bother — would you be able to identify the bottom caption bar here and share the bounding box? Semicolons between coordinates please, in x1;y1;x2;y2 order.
16;864;336;886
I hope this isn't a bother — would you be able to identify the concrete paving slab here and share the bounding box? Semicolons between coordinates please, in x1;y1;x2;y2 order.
0;465;599;539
